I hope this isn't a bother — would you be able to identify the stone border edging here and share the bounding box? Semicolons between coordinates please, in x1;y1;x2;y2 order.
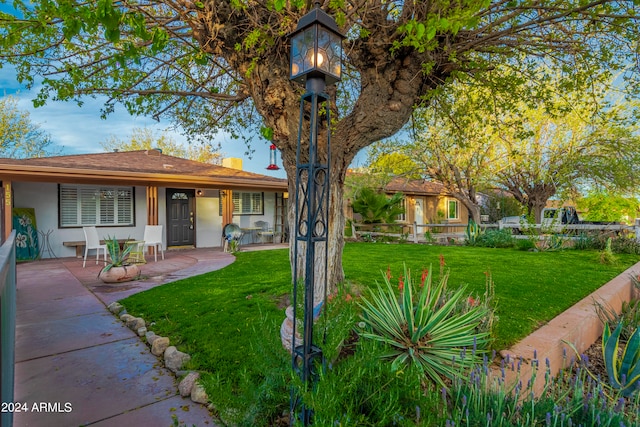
105;302;211;408
497;261;640;396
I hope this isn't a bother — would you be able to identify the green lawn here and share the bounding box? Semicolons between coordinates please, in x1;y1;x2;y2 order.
120;242;638;375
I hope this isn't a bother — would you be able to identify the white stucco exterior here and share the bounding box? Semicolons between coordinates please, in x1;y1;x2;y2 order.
12;182;282;258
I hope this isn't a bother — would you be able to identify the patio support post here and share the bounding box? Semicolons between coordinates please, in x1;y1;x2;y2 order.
221;190;233;227
146;186;158;226
2;182;12;242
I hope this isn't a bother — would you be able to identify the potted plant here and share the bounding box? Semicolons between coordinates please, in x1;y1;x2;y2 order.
98;236;141;283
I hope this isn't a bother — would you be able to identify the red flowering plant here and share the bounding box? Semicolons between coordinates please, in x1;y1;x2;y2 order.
315;282;359;363
358;263;492;388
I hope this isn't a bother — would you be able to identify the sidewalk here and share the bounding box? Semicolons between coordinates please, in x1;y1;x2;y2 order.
12;246;284;426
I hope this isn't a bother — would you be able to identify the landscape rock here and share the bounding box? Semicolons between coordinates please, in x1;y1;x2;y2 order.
164;346;191;372
137;326;147;337
191;383;208;404
126;317;145;330
151;337;170;356
178;372;200;397
280;305;301;353
145;331;158;345
119;313;134;322
107;302;123;314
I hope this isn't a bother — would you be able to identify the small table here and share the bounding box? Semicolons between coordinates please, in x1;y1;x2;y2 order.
125;240;146;264
241;227;261;244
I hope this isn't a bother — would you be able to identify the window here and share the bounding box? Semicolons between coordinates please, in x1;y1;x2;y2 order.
447;199;459;220
397;197;406;222
232;192;264;215
59;184;134;227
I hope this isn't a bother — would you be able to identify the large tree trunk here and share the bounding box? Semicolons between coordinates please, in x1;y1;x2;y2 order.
249;51;434;294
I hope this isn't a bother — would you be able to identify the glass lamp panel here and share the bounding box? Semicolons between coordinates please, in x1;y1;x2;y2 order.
290;32;306;79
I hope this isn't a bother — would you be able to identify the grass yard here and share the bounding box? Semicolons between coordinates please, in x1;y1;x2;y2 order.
120;243;639;377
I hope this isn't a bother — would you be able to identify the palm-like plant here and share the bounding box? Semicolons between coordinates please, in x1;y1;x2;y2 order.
351;187;404;224
358;264;490;388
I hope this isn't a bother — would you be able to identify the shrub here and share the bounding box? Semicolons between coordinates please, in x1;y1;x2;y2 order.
599;237;618;264
446;350;640;426
536;233;566;252
516;238;536;251
358;264;490;388
472;229;515;248
574;232;598;250
299;339;441;426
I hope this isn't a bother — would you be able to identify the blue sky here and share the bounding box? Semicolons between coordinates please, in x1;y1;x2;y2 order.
0;63;289;178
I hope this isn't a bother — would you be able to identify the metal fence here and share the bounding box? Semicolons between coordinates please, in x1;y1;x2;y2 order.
1;231;17;427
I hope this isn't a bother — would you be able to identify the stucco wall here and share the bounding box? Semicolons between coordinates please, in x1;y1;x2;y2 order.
13;182;148;259
195;190;223;248
12;183;282;256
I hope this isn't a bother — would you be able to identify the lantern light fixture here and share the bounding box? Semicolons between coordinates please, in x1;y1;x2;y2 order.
289;1;344;91
266;144;280;170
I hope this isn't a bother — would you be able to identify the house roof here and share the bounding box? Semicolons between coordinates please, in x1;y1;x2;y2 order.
0;150;288;191
383;177;447;196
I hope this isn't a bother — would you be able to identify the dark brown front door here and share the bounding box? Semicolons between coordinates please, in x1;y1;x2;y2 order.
166;189;195;247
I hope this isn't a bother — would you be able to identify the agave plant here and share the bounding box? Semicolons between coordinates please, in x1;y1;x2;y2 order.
602;322;640;397
358;264;490;388
102;235;133;272
465;219;482;245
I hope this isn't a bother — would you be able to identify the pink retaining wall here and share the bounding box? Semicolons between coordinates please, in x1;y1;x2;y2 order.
496;261;640;396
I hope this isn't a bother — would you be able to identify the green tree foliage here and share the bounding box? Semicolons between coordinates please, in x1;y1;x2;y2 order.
366;150;422;180
370;74;640;224
2;0;640;287
351;187;404;224
100;127;221;163
576;191;639;224
491;84;640;222
0;96;59;158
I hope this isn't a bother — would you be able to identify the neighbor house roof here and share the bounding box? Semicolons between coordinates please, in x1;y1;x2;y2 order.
383;177;447;196
0;150;288;191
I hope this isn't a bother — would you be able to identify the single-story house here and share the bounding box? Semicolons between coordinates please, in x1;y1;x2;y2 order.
383;177;470;226
346;176;470;233
0;149;288;259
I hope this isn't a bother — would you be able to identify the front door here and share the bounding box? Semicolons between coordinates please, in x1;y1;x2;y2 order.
414;198;424;224
166;189;195;247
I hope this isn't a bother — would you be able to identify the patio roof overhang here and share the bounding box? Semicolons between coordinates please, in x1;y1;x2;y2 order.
0;164;289;192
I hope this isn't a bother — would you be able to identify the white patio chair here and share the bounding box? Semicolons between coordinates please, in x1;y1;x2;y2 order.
82;226;107;268
143;225;164;262
255;221;275;244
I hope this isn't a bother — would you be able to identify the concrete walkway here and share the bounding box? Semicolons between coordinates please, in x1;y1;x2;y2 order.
13;245;286;427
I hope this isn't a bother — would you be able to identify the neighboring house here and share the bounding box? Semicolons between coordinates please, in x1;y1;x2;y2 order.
346;176;469;227
0;149;288;258
382;177;470;226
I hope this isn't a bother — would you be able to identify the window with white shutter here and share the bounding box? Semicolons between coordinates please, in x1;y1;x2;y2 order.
224;192;264;215
59;184;134;227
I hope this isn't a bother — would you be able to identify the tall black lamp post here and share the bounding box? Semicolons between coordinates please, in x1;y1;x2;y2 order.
288;2;343;425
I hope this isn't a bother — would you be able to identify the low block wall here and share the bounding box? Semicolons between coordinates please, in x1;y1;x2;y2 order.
496;261;640;396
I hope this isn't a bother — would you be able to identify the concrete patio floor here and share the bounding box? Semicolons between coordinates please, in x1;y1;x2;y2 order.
13;244;287;427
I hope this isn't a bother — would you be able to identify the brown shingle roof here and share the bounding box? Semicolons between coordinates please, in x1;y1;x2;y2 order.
384;177;447;196
0;150;288;191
